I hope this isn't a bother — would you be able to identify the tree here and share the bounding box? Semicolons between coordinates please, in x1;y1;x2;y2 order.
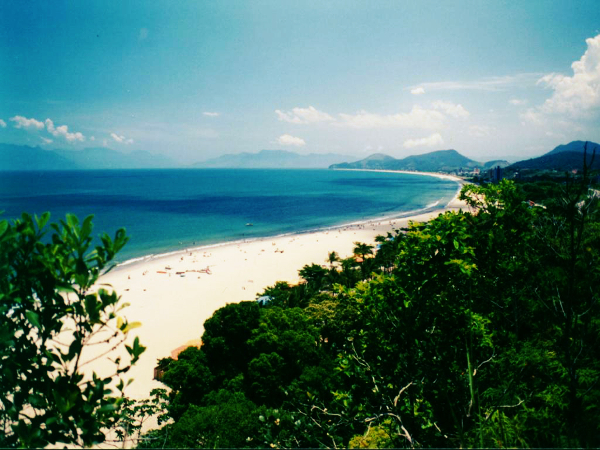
140;176;600;447
327;251;341;269
160;347;214;420
200;301;261;383
0;213;145;447
353;241;375;277
114;388;169;445
527;146;599;445
352;241;374;261
299;263;329;293
339;256;360;288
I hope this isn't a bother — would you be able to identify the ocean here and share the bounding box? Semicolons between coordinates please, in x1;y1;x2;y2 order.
0;169;459;265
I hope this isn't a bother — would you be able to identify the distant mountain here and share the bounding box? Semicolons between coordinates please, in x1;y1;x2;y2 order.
330;153;396;170
192;150;353;169
330;149;482;172
0;143;178;170
508;140;599;172
545;140;600;156
54;147;178;169
0;143;78;171
482;160;511;170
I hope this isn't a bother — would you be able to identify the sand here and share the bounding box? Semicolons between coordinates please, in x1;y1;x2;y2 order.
91;173;468;402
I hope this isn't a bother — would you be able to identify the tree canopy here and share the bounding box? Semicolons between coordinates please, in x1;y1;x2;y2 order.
143;175;600;448
0;213;145;447
5;171;598;448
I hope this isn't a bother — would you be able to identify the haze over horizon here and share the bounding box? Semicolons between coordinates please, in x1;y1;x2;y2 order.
1;1;600;166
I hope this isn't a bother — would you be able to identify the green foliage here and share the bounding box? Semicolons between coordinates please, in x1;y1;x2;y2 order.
0;213;144;447
114;388;169;444
139;390;259;449
348;419;395;448
142;177;600;448
299;263;330;293
201;301;261;383
160;346;213;420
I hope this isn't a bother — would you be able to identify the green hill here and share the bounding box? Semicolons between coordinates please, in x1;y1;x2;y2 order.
482;159;511;170
330;153;396;170
330;149;482;172
546;140;600;156
508;141;599;172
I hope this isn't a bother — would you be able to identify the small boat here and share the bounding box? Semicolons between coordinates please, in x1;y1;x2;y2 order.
245;223;253;227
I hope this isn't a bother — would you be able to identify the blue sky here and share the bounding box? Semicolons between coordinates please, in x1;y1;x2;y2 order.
1;1;600;163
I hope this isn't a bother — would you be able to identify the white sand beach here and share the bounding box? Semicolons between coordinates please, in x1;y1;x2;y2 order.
93;175;468;402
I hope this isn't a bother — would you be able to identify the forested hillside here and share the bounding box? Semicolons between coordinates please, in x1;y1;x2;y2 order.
139;173;600;448
330;149;482;172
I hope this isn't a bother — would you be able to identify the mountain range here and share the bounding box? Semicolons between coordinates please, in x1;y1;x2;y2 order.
329;149;507;172
192;149;352;169
507;140;599;172
0;143;179;171
0;145;351;171
329;141;599;173
1;141;598;173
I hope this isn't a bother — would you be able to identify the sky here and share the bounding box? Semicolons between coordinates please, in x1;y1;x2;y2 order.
1;0;600;164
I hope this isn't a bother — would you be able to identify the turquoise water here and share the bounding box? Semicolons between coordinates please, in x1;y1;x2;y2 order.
0;169;459;264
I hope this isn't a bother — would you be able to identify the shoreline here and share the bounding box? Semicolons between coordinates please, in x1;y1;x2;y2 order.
331;167;467;184
91;174;468;404
112;170;465;272
111;198;453;274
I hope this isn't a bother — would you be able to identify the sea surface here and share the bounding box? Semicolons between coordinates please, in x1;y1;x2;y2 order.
0;169;459;264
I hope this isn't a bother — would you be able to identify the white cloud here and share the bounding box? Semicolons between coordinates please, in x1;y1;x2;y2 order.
0;119;6;128
413;73;542;92
520;108;544;125
403;132;444;149
111;132;134;144
545;130;566;139
411;87;426;95
10;115;85;142
469;125;493;137
203;112;220;117
432;101;470;119
509;98;527;106
536;34;600;116
10;115;45;129
41;137;53;144
277;134;306;147
337;105;445;129
275;106;334;124
363;144;385;153
45;119;85;142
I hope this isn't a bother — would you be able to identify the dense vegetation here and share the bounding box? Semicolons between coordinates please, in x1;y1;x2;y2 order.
329;149;482;172
0;213;145;447
1;164;597;448
506;140;600;174
139;172;600;448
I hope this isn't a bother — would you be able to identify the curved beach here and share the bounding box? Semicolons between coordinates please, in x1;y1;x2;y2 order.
96;173;468;401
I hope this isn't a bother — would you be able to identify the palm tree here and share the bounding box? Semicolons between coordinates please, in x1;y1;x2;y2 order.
353;242;375;279
340;256;359;288
299;263;329;293
374;234;397;273
352;242;374;260
327;251;341;269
